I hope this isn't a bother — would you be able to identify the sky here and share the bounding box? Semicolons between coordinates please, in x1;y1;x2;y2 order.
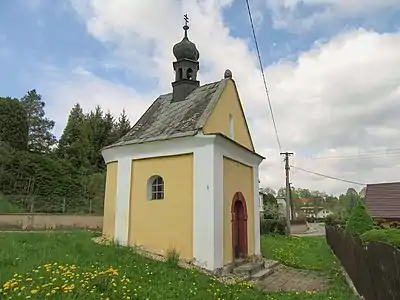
1;0;400;196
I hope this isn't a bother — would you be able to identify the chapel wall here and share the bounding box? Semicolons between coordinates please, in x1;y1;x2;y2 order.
103;161;118;239
222;156;255;264
128;153;194;259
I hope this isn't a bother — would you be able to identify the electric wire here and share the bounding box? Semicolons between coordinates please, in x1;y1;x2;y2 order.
305;148;400;160
290;165;366;186
245;0;282;152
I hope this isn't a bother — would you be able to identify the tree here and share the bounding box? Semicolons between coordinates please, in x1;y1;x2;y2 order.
261;187;276;196
84;106;118;171
115;109;131;140
296;188;312;198
262;193;277;207
57;104;90;169
0;97;28;150
339;188;363;215
20;90;56;153
359;187;367;197
277;187;286;198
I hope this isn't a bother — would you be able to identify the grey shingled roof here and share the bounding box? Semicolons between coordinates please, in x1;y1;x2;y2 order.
365;182;400;219
106;79;229;148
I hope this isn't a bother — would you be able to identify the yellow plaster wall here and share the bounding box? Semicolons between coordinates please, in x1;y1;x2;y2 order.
103;161;118;239
129;154;194;259
203;80;254;151
222;157;254;264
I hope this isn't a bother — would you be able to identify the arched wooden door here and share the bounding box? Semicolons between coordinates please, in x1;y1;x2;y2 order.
231;192;248;259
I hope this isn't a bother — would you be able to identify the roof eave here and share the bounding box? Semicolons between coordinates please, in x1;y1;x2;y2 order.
101;130;199;152
203;132;265;160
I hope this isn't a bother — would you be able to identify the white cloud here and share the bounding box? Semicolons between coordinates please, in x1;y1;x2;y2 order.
265;0;400;31
40;0;400;195
38;66;151;139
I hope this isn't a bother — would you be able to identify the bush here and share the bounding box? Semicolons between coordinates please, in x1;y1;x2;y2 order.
373;217;387;229
389;221;400;229
361;228;400;248
262;203;282;219
260;219;286;235
345;202;374;236
0;193;23;213
324;214;346;227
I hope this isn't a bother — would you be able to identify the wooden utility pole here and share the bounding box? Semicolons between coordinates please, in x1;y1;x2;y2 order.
289;182;295;220
281;152;293;235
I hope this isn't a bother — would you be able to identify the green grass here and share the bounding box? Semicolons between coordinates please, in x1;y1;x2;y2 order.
261;235;337;271
261;235;357;299
0;231;355;300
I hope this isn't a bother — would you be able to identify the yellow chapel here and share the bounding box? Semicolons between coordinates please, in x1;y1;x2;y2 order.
101;20;265;272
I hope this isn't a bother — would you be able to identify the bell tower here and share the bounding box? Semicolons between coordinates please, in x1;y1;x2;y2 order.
171;15;200;102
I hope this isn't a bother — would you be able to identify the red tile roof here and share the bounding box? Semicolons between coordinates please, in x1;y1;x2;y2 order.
295;198;313;203
365;182;400;219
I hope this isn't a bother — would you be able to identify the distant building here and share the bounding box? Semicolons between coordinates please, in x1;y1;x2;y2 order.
365;182;400;221
316;209;333;219
293;197;326;218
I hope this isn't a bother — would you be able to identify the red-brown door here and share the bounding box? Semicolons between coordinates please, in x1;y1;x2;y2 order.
231;192;248;259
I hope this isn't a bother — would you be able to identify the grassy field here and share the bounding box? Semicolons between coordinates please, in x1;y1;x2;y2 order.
0;231;354;300
261;235;337;271
261;235;356;299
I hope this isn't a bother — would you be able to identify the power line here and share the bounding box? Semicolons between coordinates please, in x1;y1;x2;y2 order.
304;152;400;160
290;165;366;186
245;0;282;152
303;149;400;160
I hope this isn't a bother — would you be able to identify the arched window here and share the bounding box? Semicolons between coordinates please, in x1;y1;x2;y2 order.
178;68;183;80
187;68;193;80
148;175;164;200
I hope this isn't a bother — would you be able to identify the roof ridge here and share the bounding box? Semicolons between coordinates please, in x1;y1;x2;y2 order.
367;181;400;186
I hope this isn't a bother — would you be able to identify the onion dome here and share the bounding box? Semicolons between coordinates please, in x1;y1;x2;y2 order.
173;25;200;61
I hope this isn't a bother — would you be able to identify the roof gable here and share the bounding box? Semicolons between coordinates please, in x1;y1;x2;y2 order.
106;79;229;148
365;182;400;219
202;79;255;151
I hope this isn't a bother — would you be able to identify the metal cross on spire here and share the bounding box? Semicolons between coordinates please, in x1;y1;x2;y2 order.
183;14;189;37
184;14;189;26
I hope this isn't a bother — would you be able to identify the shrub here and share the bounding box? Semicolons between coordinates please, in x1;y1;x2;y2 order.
345;202;374;236
263;203;282;220
373;217;387;229
361;228;400;248
0;193;23;213
324;214;346;227
260;219;286;235
389;221;400;229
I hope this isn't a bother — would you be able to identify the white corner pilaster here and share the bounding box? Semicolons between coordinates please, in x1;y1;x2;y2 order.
114;157;132;245
213;148;223;269
253;165;261;255
193;139;222;270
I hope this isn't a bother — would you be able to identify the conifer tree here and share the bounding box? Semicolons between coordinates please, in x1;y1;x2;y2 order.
20;90;56;153
57;103;90;169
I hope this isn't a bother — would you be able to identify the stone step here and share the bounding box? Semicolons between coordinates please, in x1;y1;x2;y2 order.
263;259;280;270
233;261;264;277
234;258;248;267
250;268;275;281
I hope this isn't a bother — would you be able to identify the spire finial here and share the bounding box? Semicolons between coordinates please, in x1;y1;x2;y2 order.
183;14;189;38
